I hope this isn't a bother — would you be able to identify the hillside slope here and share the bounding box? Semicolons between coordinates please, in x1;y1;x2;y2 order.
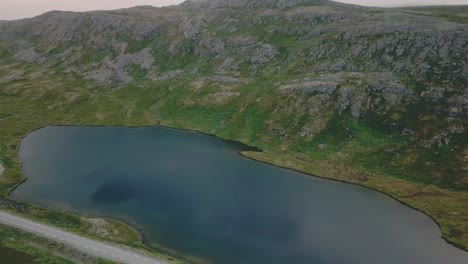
0;0;467;251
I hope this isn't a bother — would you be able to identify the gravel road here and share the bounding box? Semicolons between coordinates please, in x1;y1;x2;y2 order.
0;211;168;264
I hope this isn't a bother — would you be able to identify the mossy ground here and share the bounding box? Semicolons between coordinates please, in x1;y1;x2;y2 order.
0;65;187;263
0;224;112;264
0;58;466;263
400;5;468;23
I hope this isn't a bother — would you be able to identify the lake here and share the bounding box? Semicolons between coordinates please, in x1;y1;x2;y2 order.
11;126;468;264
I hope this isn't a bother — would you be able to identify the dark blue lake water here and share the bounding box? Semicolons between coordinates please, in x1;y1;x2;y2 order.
12;126;468;264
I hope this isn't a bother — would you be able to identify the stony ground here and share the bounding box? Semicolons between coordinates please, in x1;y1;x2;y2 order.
0;0;466;258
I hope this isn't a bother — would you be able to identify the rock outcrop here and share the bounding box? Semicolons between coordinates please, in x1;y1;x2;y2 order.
0;0;466;189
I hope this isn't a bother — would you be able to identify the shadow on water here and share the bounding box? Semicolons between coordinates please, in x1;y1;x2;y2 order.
10;126;468;264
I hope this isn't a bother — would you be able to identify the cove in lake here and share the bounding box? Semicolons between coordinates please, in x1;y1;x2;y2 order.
12;126;468;264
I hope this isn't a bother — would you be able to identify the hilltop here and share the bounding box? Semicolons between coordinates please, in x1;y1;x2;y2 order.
0;0;467;254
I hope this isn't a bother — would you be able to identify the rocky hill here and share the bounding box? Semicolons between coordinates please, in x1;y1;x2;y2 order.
0;0;466;209
0;0;467;253
2;0;466;187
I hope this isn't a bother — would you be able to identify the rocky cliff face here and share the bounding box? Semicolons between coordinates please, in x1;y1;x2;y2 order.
0;1;466;189
1;2;465;86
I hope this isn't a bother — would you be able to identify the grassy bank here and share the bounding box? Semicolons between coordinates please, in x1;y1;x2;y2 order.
0;224;118;264
242;151;468;251
0;67;187;263
0;61;467;262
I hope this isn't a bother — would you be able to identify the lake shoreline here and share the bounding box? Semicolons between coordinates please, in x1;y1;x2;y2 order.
239;151;468;254
5;123;468;263
6;124;195;263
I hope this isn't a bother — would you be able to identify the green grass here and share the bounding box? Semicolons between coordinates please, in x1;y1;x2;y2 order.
400;5;468;23
242;150;468;252
0;246;39;264
0;225;80;263
0;68;187;263
0;3;466;260
0;31;467;262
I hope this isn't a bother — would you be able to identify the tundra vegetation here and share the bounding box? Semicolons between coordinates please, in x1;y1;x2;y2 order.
0;0;467;262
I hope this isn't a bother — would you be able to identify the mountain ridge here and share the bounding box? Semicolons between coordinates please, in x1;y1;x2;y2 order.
180;0;331;8
0;0;466;188
0;0;467;251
